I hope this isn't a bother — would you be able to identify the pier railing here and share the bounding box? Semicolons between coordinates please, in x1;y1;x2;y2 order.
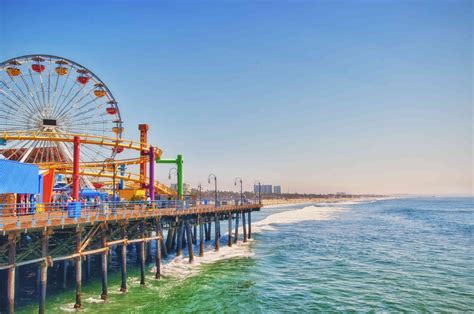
0;199;261;232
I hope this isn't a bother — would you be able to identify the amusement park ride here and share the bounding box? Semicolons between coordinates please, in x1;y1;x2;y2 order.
0;54;181;201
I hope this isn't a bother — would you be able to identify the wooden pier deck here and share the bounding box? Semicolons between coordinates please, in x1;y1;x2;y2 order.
0;202;261;313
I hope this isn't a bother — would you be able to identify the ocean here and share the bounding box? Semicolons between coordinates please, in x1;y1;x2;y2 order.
17;197;474;312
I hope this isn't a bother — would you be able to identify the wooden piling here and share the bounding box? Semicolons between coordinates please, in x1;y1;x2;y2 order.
85;256;91;281
100;225;108;301
120;226;127;292
215;213;220;251
248;211;252;239
185;221;194;263
39;231;49;314
199;217;204;257
206;221;211;241
7;233;16;314
62;261;68;289
146;231;152;263
242;211;247;243
234;212;240;243
74;229;82;308
165;225;174;252
228;213;232;247
155;218;162;279
160;228;168;259
177;221;183;256
140;222;146;286
193;224;197;245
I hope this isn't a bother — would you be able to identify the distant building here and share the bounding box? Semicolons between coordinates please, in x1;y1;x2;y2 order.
254;184;281;194
262;185;273;194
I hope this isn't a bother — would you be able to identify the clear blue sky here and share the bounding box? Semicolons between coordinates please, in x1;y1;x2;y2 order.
1;0;472;195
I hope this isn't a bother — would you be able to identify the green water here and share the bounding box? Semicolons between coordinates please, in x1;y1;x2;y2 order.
17;198;474;312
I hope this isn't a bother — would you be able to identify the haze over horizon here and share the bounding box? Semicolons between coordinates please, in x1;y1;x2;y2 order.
1;0;472;196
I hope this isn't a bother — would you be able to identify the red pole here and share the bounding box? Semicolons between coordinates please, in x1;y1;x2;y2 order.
72;136;80;200
149;146;155;201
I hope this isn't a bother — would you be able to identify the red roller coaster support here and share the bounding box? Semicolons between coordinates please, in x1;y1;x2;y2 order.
72;136;80;200
149;146;155;201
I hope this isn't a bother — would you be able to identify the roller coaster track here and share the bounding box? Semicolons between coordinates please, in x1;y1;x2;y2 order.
0;130;175;195
0;131;163;157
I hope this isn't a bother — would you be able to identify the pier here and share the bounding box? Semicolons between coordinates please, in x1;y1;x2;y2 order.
0;201;260;313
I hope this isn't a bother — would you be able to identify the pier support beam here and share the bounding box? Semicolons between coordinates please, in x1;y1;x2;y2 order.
86;256;91;281
74;229;82;309
39;231;50;314
248;211;252;239
155;218;162;279
206;221;211;241
7;233;17;314
176;221;183;256
185;221;194;263
193;224;197;245
228;213;232;247
242;211;247;243
62;261;68;289
140;222;146;285
120;226;127;292
199;216;204;257
234;212;240;244
159;226;168;259
101;226;108;301
166;225;174;252
215;214;220;251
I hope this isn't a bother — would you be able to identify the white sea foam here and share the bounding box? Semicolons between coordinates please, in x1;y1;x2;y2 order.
253;205;348;232
151;240;254;280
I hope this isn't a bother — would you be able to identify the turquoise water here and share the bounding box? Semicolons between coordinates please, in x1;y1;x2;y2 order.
18;197;474;312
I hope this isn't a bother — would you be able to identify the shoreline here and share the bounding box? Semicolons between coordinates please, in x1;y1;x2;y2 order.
261;196;393;207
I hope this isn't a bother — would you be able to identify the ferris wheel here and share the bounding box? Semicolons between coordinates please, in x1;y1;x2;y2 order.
0;54;123;165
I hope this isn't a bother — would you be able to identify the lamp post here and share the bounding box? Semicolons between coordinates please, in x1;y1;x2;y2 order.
197;183;202;206
169;168;178;207
254;180;262;205
208;173;219;250
234;177;243;205
208;174;218;207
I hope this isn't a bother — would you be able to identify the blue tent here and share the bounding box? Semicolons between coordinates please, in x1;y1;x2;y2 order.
80;189;104;200
0;160;39;194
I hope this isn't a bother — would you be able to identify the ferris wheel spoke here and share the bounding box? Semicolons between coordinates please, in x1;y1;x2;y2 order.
56;83;99;121
0;92;34;121
47;60;52;110
38;69;47;111
68;114;108;125
55;79;78;114
51;65;73;116
19;74;44;115
0;109;35;125
55;83;87;119
62;100;108;122
0;80;33;112
82;144;111;160
27;67;47;111
0;81;38;118
6;78;41;119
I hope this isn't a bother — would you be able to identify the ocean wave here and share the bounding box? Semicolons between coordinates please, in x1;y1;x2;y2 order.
151;240;254;280
253;205;349;232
